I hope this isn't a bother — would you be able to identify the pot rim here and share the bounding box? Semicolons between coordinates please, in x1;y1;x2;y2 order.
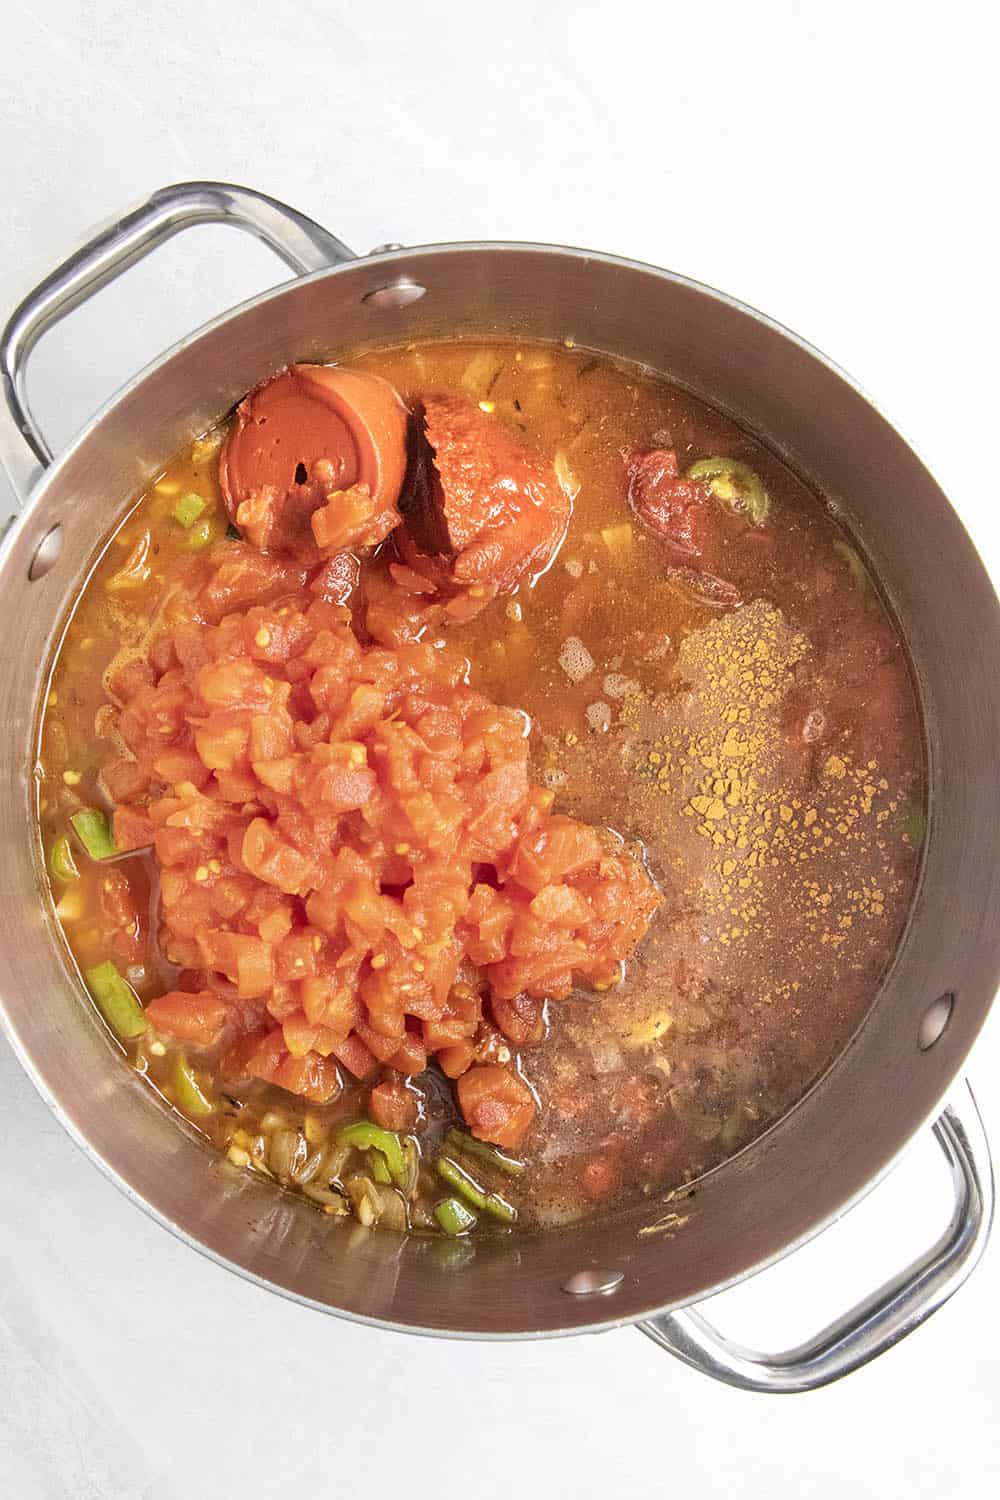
6;234;945;516
2;235;997;1339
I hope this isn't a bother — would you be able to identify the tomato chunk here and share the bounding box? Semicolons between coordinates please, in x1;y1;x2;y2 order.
368;1078;419;1131
87;405;660;1117
625;448;708;556
407;397;571;593
146;989;230;1047
112;805;155;852
457;1064;536;1150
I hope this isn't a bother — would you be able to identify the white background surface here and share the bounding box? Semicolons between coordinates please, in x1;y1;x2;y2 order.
2;2;998;1495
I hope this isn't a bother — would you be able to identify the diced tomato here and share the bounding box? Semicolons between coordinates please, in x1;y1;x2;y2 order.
108;657;155;703
232;934;274;998
86;466;660;1118
311;484;399;553
580;1153;620;1201
388;1031;428;1076
194;714;250;772
355;1019;403;1064
310;550;360;606
146;989;230;1047
368;1077;419;1131
275;931;318;982
282;1015;346;1057
272;1050;342;1104
438;1039;476;1078
332;1032;377;1079
267;980;303;1022
490;992;545;1046
103;755;151;802
300;754;376;814
422;984;479;1049
152;748;213;788
509;817;604;894
99;866;139;930
112;805;155;852
457;1064;536;1149
528;883;592;927
388;562;437;595
197;658;273;713
242;818;317;896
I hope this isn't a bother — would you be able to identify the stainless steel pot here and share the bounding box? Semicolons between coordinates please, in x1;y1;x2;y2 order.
1;183;997;1393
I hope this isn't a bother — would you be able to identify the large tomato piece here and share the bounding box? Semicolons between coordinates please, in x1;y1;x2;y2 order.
625;448;709;557
219;365;408;551
457;1064;537;1150
407;396;571;594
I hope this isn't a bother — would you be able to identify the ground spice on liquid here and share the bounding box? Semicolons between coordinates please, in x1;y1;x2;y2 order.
618;601;910;977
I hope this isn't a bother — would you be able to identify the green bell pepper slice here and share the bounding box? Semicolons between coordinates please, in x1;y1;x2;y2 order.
185;516;222;552
443;1127;525;1177
173;1054;214;1117
435;1155;517;1223
687;456;770;526
832;539;871;595
336;1121;407;1185
48;835;80;883
434;1196;478;1235
173;492;208;529
85;960;147;1040
368;1149;393;1185
70;808;117;861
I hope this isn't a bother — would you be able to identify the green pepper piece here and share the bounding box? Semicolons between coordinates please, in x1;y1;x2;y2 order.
832;539;871;595
443;1127;525;1177
336;1121;407;1184
897;797;927;850
368;1148;392;1185
85;960;147;1039
186;517;222;552
435;1155;517;1223
687;457;770;526
172;492;207;529
70;808;117;861
434;1196;478;1236
173;1053;214;1116
48;835;80;883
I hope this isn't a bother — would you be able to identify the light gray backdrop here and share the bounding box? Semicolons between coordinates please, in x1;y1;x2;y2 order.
2;3;998;1497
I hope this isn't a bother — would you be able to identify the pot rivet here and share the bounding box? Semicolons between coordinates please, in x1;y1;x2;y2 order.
362;280;426;310
562;1269;624;1297
369;242;405;255
28;524;63;580
919;992;954;1051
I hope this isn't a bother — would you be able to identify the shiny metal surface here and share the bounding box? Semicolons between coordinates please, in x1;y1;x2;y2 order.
1;185;998;1360
563;1269;626;1297
639;1085;994;1390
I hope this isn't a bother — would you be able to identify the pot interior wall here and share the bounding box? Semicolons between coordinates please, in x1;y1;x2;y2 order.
1;245;998;1335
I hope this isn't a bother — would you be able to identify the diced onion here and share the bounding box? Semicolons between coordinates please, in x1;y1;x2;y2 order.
554;449;580;501
559;637;594;683
603;674;640;701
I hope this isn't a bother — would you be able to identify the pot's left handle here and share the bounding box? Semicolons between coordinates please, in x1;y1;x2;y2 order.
0;181;355;505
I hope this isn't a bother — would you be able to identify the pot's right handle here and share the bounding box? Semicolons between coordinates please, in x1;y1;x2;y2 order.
0;181;355;504
639;1081;993;1392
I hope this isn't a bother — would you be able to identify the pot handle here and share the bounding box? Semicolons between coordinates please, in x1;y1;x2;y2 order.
0;180;355;504
638;1082;993;1392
